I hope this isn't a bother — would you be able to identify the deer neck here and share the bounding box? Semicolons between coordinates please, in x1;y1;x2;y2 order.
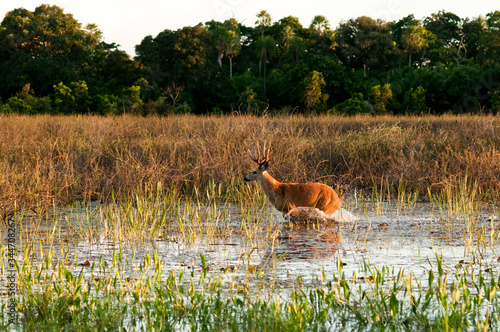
258;171;282;203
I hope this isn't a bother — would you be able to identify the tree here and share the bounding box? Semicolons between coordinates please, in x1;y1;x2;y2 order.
460;17;485;62
53;82;74;113
336;93;366;115
391;15;419;45
335;16;396;76
13;83;52;113
255;10;272;37
211;18;241;76
371;84;393;114
423;11;463;65
423;11;462;47
402;86;427;114
53;81;89;113
310;15;330;36
121;84;143;114
0;5;101;96
135;25;216;112
255;35;276;95
491;88;500;114
276;16;303;32
254;11;273;78
92;44;144;91
289;35;306;63
481;11;500;63
239;87;259;114
401;25;433;66
223;19;242;78
281;26;295;52
302;71;328;112
164;83;184;107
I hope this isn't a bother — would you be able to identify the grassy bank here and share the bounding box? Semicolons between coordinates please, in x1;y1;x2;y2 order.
1;114;499;215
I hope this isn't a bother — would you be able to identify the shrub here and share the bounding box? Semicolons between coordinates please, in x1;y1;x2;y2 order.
491;89;500;114
1;96;33;114
174;102;192;114
95;94;121;115
302;70;329;112
238;87;259;114
335;93;366;115
403;86;427;114
122;85;144;115
371;83;393;114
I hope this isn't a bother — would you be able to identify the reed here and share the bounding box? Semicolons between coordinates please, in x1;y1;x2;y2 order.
1;114;500;216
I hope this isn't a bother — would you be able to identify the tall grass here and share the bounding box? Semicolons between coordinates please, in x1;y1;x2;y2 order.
1;114;499;215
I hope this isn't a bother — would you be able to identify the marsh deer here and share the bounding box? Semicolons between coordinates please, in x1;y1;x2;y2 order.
244;144;345;216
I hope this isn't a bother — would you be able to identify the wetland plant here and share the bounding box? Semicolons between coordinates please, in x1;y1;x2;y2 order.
2;241;500;331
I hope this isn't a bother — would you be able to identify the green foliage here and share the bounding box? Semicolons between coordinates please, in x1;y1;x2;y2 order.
335;93;367;115
0;96;32;114
401;26;433;66
0;5;101;96
71;81;90;113
238;87;259;114
95;94;121;115
491;89;500;114
122;85;144;115
173;102;192;114
12;84;53;114
403;86;427;114
371;84;393;114
53;82;74;113
53;81;90;113
301;70;328;112
1;5;500;114
335;16;396;75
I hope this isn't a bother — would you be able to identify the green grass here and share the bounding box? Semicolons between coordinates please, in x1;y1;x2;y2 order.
3;241;500;331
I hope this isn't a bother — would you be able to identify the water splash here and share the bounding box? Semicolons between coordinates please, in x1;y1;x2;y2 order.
284;207;357;223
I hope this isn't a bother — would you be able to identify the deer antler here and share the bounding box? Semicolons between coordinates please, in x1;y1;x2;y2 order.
262;142;271;163
248;142;271;165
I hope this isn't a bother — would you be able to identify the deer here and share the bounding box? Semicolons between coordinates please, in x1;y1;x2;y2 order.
243;144;346;217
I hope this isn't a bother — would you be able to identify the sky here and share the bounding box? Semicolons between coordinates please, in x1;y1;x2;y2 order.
1;0;498;57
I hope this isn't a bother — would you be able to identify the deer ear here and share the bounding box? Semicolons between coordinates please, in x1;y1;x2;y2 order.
261;161;270;171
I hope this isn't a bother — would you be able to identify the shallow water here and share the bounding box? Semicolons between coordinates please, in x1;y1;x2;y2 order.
8;198;500;291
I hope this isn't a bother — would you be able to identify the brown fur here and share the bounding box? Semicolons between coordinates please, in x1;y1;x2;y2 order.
244;146;344;216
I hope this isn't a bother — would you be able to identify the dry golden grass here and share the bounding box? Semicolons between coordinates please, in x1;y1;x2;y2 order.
1;114;499;216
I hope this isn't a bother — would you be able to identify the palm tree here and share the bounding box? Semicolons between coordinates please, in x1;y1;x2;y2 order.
310;15;330;35
255;10;272;37
213;19;241;78
289;35;305;63
255;35;275;95
226;30;241;78
281;26;295;51
401;25;431;66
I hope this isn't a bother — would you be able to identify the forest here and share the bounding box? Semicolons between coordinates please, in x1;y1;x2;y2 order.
1;4;500;115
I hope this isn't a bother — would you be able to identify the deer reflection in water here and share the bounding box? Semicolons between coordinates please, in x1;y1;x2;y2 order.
258;218;345;271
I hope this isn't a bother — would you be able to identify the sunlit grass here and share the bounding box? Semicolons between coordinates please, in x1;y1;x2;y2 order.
1;114;500;216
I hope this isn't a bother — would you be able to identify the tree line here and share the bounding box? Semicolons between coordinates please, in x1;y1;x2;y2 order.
1;5;500;115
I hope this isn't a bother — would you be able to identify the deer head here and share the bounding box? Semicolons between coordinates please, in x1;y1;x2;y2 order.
244;143;271;182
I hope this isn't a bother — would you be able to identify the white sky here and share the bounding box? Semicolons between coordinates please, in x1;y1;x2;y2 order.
1;0;498;57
